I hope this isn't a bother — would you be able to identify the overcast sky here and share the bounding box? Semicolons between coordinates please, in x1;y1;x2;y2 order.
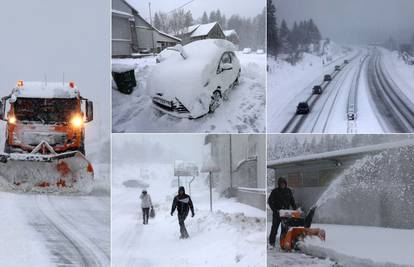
113;134;206;164
0;0;110;146
129;0;265;22
275;0;414;45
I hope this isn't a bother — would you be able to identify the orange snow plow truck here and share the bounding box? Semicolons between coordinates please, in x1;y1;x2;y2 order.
0;81;94;193
279;209;326;251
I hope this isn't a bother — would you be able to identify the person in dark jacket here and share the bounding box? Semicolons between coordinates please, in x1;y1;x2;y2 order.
267;177;297;246
171;186;195;239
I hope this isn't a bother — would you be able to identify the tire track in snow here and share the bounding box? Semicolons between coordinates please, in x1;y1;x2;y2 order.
28;195;109;267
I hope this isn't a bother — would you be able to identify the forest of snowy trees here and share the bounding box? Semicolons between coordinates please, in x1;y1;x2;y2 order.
152;8;266;50
267;134;413;160
267;0;323;62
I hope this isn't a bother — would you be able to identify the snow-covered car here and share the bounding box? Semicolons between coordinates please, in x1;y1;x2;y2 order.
312;85;322;94
256;49;264;54
335;65;341;71
242;48;252;54
148;39;241;119
324;74;332;81
296;102;310;114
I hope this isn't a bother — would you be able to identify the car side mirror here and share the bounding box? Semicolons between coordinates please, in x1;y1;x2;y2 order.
221;63;233;71
86;100;93;122
0;98;6;121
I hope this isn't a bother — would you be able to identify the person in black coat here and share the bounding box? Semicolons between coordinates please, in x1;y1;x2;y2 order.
267;177;297;246
171;186;195;239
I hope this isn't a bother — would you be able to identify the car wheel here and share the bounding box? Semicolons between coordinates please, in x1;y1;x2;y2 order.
209;90;222;113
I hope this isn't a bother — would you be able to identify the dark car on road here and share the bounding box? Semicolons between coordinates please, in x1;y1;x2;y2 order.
335;65;341;71
312;85;322;94
344;60;349;64
324;74;332;81
347;112;356;121
296;102;310;114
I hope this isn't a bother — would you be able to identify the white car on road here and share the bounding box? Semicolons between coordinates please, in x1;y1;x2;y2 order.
148;39;241;119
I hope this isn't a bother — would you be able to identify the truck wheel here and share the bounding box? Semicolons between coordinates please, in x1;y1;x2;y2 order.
4;142;11;154
78;143;85;156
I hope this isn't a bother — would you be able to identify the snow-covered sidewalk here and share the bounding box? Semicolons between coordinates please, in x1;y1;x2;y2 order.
112;52;266;133
302;224;414;267
112;163;266;267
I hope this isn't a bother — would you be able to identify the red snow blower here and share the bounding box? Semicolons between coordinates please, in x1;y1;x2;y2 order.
279;209;326;251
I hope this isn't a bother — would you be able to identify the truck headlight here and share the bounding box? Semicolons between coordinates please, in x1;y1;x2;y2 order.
8;116;16;124
70;115;83;128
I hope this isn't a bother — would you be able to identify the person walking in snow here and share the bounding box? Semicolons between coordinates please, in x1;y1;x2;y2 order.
267;177;297;247
140;190;153;225
171;186;195;239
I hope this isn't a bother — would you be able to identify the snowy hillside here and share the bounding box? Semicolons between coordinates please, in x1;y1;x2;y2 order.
112;163;266;267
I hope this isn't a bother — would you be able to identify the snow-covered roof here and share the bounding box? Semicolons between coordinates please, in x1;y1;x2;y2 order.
224;29;239;38
234;156;257;171
12;82;80;99
191;22;219;37
268;139;414;168
155;28;181;42
111;9;133;17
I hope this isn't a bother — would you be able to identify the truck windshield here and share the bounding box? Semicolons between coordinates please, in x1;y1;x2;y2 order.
14;98;78;123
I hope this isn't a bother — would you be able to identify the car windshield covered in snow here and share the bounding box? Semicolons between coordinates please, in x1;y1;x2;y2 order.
14;98;77;123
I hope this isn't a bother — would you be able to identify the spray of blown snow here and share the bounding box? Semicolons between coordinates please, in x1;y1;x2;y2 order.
315;147;414;228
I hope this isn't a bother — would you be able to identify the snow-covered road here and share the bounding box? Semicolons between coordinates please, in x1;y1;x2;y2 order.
112;52;266;133
268;45;414;133
112;163;266;267
0;192;110;267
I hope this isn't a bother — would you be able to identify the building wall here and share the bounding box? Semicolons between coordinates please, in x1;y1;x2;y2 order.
112;0;132;14
206;134;265;210
112;15;132;56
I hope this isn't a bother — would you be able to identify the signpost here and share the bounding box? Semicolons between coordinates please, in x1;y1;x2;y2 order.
201;156;221;212
174;160;199;195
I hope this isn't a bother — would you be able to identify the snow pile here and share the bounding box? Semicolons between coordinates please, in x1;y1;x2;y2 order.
112;163;266;266
112;51;265;133
302;224;414;267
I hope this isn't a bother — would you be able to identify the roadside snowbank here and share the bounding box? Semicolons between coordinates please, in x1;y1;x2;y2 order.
381;49;414;104
303;224;414;267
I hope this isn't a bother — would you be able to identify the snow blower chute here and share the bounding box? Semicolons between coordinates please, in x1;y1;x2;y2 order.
279;209;326;251
0;81;94;193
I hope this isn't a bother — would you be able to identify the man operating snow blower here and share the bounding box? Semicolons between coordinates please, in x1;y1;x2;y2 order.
268;177;297;247
171;186;195;239
268;177;325;250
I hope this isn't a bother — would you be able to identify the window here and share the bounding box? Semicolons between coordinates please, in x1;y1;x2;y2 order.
221;53;232;64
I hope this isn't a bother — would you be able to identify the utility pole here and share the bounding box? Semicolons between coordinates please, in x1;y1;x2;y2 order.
148;2;156;54
229;135;233;189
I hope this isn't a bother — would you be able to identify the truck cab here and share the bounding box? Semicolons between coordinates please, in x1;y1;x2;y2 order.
0;81;93;155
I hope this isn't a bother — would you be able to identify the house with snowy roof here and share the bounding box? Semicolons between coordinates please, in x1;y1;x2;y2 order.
224;29;240;49
112;0;181;57
177;21;225;45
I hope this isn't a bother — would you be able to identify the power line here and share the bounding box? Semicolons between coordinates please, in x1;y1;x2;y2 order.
167;0;195;14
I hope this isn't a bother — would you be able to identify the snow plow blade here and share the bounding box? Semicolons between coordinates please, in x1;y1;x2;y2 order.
0;151;94;194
